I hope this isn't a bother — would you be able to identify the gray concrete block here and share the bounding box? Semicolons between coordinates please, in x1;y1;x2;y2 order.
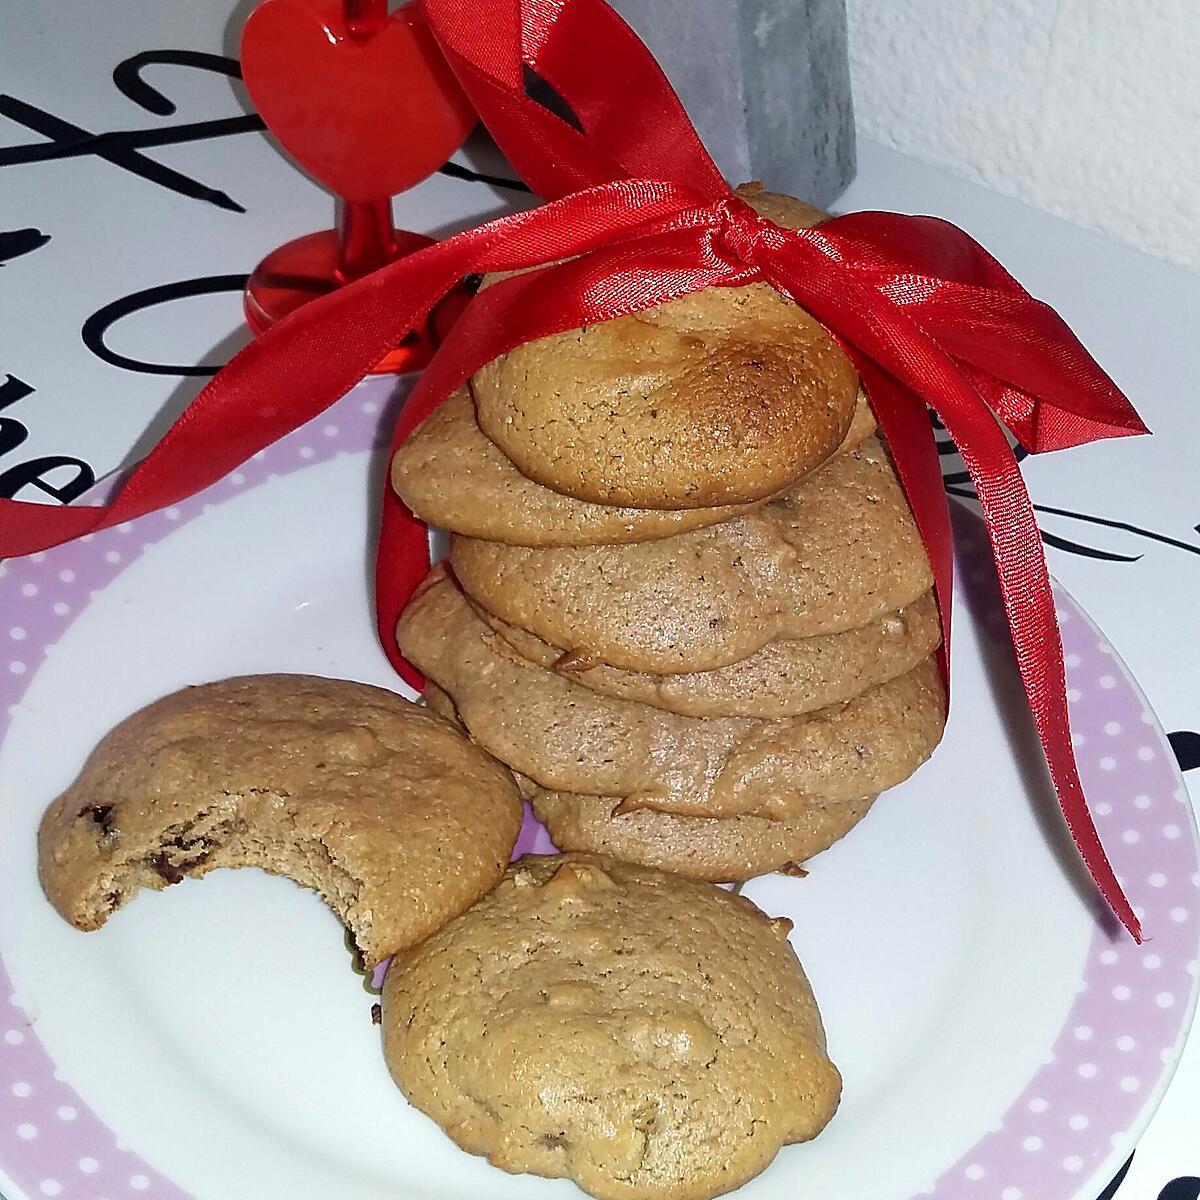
608;0;856;207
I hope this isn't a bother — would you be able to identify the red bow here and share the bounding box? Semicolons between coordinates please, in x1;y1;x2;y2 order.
0;0;1147;939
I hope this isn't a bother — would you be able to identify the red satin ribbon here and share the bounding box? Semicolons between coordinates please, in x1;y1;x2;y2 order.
0;0;1147;939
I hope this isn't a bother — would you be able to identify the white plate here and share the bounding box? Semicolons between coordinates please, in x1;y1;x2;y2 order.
0;381;1197;1200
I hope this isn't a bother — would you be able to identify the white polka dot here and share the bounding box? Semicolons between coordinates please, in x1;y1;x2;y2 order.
1065;653;1081;668
1193;873;1200;889
1001;1188;1023;1200
40;1180;61;1196
20;582;37;597
230;472;246;486
1120;1075;1141;1093
1150;873;1168;888
1071;732;1087;747
1134;794;1152;809
9;626;26;640
1104;721;1122;735
114;1136;129;1152
1113;985;1131;1000
9;660;26;675
963;1164;984;1180
1063;1155;1083;1173
29;552;45;563
17;1123;36;1139
1133;904;1147;920
52;602;69;617
165;507;181;521
1067;688;1082;703
298;446;315;459
1164;824;1182;840
1100;756;1116;771
1171;907;1189;923
5;1028;25;1045
1157;992;1176;1008
1141;710;1155;724
78;1158;98;1174
1095;801;1113;816
56;1106;76;1121
1122;829;1140;844
252;450;267;461
104;550;121;564
117;521;133;534
58;569;75;583
81;534;93;543
1143;954;1162;969
1099;674;1116;689
1162;1045;1175;1062
1022;1135;1043;1152
1136;746;1156;761
1069;1113;1089;1131
130;1175;150;1191
1116;1035;1136;1052
1078;1062;1097;1078
362;400;380;414
1028;1097;1049;1113
1074;1025;1093;1041
323;423;339;437
1100;949;1118;965
11;1081;31;1097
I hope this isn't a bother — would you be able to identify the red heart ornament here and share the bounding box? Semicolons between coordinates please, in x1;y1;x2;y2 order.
241;0;477;201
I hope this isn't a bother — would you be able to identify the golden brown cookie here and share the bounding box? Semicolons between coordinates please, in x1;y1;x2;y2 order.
37;675;522;966
482;589;941;718
450;437;933;673
529;789;874;882
381;853;841;1200
470;187;860;509
391;384;876;546
397;570;945;819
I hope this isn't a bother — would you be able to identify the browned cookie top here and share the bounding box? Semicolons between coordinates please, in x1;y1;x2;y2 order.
469;187;860;509
382;853;841;1200
450;437;933;673
390;384;876;546
37;674;522;966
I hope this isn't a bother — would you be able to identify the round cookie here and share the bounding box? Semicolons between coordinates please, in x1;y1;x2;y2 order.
481;590;941;718
470;186;860;509
37;674;522;966
529;789;874;882
381;853;841;1200
391;385;876;546
397;569;946;819
450;436;934;673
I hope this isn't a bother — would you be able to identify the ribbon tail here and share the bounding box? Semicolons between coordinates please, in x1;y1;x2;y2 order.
961;436;1142;941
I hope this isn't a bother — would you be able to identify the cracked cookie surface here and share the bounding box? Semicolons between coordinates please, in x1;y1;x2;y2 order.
37;674;522;966
381;853;840;1200
469;187;860;509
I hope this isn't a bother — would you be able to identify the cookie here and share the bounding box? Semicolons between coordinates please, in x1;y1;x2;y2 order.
397;570;945;819
450;437;933;673
38;674;522;966
529;788;874;882
391;385;876;546
381;853;841;1200
482;589;941;718
470;187;860;509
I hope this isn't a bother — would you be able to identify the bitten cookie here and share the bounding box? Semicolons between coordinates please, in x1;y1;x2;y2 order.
481;589;941;718
381;853;841;1200
398;570;945;819
529;788;874;882
469;186;860;509
450;437;933;673
37;674;522;966
391;385;876;546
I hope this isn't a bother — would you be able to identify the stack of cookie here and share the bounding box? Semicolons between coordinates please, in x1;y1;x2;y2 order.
394;185;946;883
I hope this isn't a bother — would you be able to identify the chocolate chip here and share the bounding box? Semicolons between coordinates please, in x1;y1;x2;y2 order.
371;1003;382;1025
85;805;116;835
150;852;185;885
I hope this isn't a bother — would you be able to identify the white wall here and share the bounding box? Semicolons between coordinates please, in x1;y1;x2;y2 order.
845;0;1200;270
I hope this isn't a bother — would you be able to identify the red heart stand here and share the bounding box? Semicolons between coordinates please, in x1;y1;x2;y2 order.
240;0;477;373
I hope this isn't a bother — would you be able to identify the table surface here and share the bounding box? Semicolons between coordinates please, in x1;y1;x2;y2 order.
1;4;1197;1198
